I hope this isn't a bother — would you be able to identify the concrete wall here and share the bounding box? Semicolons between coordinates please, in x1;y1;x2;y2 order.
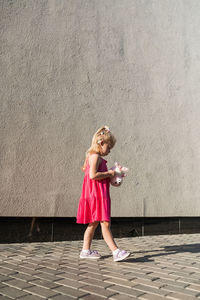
1;0;200;217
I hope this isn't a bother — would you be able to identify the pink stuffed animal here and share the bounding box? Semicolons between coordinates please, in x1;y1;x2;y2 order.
110;162;128;187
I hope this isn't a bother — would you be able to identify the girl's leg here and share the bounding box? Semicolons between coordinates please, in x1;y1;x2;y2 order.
100;221;118;252
28;217;36;237
82;221;99;250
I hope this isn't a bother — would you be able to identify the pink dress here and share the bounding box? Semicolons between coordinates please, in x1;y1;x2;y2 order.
76;157;111;224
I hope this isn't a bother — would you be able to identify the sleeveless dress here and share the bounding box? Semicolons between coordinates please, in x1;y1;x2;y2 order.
76;157;111;224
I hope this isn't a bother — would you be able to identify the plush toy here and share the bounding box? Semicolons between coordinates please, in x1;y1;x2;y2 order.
110;162;128;187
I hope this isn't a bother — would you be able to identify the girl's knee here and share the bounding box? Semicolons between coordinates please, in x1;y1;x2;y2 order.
100;221;110;228
89;221;99;228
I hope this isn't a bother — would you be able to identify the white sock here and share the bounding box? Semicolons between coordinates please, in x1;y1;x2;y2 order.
112;248;119;255
82;249;90;253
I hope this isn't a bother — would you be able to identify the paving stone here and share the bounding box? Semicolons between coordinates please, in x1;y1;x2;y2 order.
11;266;40;276
59;263;80;270
153;278;188;288
0;268;17;276
0;274;12;282
19;294;44;300
160;284;200;297
79;285;117;298
169;271;193;278
133;284;169;296
78;277;112;288
145;272;179;280
138;294;166;300
34;272;63;281
0;282;7;288
104;277;134;288
24;285;59;298
79;261;100;267
122;267;154;275
103;272;135;281
138;271;178;281
186;284;200;292
55;278;86;289
53;285;88;298
100;266;131;274
161;266;187;273
1;263;20;270
0;286;29;299
49;295;76;300
181;267;200;273
34;267;65;276
188;272;200;280
18;263;39;270
147;268;178;276
126;271;159;281
28;259;44;265
176;277;200;285
0;295;12;300
166;292;197;299
37;261;58;268
78;267;102;275
108;294;137;300
79;272;105;281
56;267;86;275
106;285;145;297
131;278;165;289
10;272;39;282
56;272;87;282
80;294;108;300
28;278;61;289
3;278;33;290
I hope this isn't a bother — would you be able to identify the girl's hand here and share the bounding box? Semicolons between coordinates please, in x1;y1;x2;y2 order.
121;173;127;177
108;169;115;178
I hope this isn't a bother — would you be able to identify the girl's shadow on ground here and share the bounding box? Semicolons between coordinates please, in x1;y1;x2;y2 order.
123;243;200;263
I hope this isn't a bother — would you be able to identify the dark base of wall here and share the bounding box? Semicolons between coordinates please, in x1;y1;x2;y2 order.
0;217;200;243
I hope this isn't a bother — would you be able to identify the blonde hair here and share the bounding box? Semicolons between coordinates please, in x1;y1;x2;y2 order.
82;126;116;171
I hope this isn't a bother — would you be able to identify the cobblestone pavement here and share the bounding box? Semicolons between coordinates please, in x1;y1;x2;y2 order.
1;234;200;299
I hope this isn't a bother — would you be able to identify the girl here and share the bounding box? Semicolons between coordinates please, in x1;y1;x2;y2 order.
76;126;130;262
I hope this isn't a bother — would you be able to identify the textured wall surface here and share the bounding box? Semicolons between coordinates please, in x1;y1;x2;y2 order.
1;0;200;217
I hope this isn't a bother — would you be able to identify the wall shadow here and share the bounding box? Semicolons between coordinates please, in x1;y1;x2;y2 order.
124;243;200;263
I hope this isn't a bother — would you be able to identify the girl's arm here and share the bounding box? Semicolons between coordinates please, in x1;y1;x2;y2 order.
89;154;115;180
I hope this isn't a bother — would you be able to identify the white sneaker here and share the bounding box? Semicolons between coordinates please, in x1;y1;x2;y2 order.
80;249;101;259
113;249;130;262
